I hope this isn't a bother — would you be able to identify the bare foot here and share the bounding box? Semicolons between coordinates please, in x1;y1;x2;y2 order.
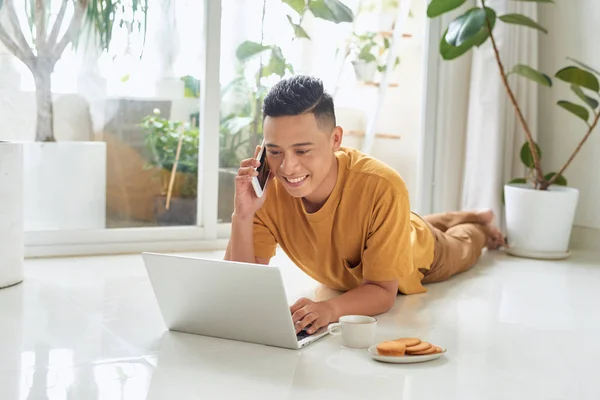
475;209;506;250
475;209;494;225
483;224;506;250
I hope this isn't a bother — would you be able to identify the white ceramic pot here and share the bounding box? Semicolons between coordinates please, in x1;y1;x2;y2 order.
504;183;579;259
351;60;377;83
0;142;24;289
23;142;107;231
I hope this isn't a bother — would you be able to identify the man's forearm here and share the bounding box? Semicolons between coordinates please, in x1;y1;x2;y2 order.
324;283;396;321
224;213;255;263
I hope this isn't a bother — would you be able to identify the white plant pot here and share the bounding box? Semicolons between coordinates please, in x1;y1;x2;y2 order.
0;142;24;288
352;60;377;83
23;142;107;231
504;183;579;260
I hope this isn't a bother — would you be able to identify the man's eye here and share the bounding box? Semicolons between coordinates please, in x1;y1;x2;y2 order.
296;150;310;155
268;150;281;156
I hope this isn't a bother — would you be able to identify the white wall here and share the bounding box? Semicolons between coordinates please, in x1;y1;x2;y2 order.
539;1;600;229
333;0;427;207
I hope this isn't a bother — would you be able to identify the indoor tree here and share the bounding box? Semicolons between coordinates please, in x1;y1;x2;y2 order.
0;0;147;142
427;0;600;190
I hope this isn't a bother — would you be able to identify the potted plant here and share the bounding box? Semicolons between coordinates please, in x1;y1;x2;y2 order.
0;0;147;231
427;0;600;259
141;109;199;226
348;31;400;82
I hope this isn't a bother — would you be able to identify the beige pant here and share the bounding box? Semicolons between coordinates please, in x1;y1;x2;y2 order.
419;212;488;284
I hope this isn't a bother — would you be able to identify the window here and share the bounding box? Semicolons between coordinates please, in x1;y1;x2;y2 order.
0;0;430;256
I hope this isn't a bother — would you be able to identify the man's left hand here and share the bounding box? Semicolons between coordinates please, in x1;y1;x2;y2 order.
290;298;337;335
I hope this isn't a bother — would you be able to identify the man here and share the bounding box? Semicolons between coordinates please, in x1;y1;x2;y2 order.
225;75;505;336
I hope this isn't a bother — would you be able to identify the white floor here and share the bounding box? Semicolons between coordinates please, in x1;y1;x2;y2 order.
1;249;600;400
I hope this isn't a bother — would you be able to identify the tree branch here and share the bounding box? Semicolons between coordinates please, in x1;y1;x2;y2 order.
5;0;34;60
50;0;86;64
46;0;68;52
0;22;32;66
544;109;600;188
481;0;545;188
34;0;46;52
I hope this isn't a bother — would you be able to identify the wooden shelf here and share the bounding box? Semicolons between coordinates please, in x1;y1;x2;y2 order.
361;81;399;88
345;130;401;140
379;31;413;39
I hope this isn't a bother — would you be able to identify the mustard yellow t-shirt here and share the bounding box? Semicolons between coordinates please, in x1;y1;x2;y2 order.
253;147;435;295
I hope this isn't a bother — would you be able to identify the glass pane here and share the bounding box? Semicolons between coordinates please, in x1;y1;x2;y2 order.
0;0;204;231
218;0;428;220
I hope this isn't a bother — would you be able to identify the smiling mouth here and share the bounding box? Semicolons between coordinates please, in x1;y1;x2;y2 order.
284;175;308;184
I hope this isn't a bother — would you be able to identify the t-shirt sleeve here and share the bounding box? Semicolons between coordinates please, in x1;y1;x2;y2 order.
361;185;414;283
253;212;277;260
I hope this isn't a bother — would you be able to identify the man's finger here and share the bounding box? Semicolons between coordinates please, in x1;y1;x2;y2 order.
295;313;317;333
240;158;260;168
290;298;310;314
306;318;325;335
235;175;253;184
253;145;260;158
237;166;258;177
291;307;309;324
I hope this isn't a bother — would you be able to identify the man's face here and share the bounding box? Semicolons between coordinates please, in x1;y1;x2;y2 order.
263;113;342;198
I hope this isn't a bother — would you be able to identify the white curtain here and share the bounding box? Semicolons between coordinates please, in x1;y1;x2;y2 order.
433;0;539;229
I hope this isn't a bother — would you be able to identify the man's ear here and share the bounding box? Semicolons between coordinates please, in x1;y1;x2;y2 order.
331;126;343;151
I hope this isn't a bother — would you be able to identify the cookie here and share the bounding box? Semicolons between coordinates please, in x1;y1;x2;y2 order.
393;338;421;347
409;345;438;355
434;346;443;354
376;341;406;357
406;341;432;354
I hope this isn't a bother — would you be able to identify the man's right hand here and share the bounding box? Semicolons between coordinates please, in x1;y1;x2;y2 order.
233;145;270;219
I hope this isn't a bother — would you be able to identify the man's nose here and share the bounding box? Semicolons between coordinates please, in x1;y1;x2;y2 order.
280;155;299;175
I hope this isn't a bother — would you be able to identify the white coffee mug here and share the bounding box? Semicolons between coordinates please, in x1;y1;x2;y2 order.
327;315;377;349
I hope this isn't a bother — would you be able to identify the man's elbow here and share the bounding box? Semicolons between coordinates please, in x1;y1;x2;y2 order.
382;291;396;312
366;280;398;313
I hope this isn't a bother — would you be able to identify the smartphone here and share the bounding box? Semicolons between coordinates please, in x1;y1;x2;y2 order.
251;139;271;198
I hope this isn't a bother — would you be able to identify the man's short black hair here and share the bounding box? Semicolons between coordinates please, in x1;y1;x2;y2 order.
262;75;336;131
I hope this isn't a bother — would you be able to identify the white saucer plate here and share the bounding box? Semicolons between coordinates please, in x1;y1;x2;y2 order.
367;344;446;364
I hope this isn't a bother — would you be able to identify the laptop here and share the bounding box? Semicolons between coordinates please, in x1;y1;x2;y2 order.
142;252;329;350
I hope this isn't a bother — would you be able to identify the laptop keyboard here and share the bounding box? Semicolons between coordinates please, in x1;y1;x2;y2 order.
296;330;311;341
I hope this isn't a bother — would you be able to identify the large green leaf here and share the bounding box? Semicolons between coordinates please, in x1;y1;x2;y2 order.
286;15;311;39
439;7;496;60
262;46;287;77
499;13;547;33
557;100;590;123
236;41;270;61
520;141;542;169
283;0;306;15
510;64;552;87
427;0;468;18
566;57;600;76
555;66;600;92
445;8;487;47
544;173;567;186
571;85;599;109
308;0;354;23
